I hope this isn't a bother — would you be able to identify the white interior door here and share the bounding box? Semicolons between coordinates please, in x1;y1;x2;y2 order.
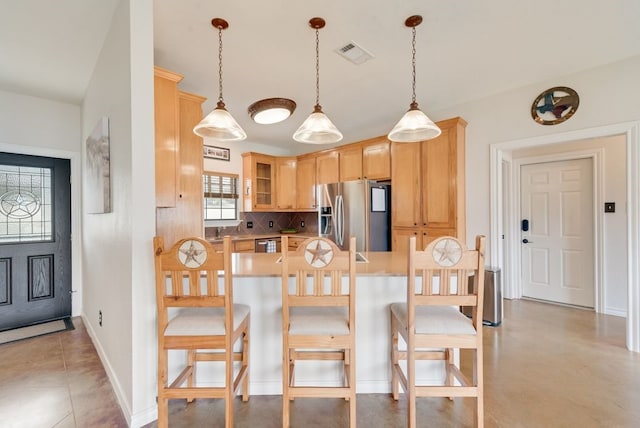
520;158;594;307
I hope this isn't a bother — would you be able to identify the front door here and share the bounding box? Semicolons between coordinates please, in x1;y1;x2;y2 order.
0;153;71;331
520;158;594;307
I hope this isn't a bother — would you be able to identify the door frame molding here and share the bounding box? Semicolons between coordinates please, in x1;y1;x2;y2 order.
513;153;601;309
0;142;82;317
490;121;640;353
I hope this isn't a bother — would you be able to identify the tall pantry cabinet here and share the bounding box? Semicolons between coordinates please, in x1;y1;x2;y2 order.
154;66;206;247
391;117;467;251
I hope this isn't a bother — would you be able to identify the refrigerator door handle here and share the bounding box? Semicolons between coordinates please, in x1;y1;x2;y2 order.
332;194;340;244
335;194;345;247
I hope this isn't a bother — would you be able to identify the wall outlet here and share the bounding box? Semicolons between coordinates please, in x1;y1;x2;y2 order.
300;220;305;228
247;221;253;228
268;220;274;228
98;310;103;327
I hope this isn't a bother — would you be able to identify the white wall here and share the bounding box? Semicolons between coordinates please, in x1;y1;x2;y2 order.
430;55;640;351
432;55;640;259
81;0;155;425
129;0;156;424
0;90;83;317
202;139;291;175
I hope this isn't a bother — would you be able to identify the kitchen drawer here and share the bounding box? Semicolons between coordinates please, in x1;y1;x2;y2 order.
287;237;307;251
234;240;255;253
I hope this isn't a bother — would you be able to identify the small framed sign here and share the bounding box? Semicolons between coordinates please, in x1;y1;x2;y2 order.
203;145;230;161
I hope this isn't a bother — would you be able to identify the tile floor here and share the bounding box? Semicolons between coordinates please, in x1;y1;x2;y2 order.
1;300;640;427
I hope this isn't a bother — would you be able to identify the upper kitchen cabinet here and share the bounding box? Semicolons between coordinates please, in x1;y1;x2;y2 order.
296;154;317;210
362;138;391;180
154;67;182;207
154;65;206;247
275;157;297;210
316;150;339;184
242;152;276;211
391;117;467;249
339;145;363;181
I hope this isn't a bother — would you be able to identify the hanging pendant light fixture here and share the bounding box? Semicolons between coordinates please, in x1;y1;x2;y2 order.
387;15;441;143
293;17;343;144
193;18;247;141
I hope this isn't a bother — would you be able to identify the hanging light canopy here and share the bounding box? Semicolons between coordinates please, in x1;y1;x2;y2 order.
293;17;343;144
193;18;247;141
387;15;441;143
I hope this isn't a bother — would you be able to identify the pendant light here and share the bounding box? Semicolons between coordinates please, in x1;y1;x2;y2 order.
193;18;247;141
293;17;343;144
387;15;441;143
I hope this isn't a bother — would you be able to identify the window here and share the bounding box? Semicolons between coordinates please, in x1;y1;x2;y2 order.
0;164;52;243
203;172;239;221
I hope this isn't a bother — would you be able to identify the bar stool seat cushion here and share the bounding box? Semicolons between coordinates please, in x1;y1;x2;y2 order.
165;304;251;336
390;303;477;335
289;307;349;335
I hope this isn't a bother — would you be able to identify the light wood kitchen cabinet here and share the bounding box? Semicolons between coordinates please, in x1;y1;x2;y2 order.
339;145;363;181
154;67;182;208
155;79;206;247
392;227;456;252
362;138;391;180
296;155;317;210
276;157;297;210
391;117;467;250
242;152;276;211
316;150;339;184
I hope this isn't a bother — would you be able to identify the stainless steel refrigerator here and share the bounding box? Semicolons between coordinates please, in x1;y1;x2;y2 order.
318;180;391;252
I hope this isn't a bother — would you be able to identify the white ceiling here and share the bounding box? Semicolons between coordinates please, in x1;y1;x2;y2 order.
2;1;640;153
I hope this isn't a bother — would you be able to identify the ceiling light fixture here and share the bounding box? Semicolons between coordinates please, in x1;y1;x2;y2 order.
293;17;343;144
248;98;296;124
387;15;441;143
193;18;247;141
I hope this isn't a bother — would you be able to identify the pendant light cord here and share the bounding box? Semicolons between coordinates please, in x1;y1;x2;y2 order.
315;27;320;107
218;24;224;103
411;25;417;106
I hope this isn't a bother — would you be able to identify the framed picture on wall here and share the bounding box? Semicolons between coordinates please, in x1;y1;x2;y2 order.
203;145;230;161
86;116;111;213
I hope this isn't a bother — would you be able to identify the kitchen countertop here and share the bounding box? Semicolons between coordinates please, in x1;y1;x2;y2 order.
208;233;317;243
229;251;407;277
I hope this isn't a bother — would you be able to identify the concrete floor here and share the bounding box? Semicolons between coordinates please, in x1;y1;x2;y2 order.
1;299;639;427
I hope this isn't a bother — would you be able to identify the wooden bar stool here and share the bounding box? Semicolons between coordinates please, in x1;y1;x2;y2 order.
153;236;250;428
280;235;357;428
390;235;486;427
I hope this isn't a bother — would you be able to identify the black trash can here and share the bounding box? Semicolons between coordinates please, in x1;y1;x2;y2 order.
462;267;502;326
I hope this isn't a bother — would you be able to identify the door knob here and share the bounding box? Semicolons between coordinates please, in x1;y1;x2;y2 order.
522;238;532;244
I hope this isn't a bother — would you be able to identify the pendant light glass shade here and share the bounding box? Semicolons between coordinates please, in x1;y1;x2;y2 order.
293;105;343;144
388;103;441;142
194;101;247;140
388;15;441;143
294;17;343;144
193;18;246;142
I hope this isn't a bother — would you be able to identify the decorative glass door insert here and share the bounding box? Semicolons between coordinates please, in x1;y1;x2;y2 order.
0;164;52;243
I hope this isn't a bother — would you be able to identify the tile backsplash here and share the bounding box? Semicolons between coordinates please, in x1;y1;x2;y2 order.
204;211;318;239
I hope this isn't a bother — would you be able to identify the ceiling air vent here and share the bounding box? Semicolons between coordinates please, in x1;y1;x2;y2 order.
335;41;374;65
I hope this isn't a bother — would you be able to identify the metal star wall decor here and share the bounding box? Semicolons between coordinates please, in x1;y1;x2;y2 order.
178;239;208;268
304;239;334;268
432;238;463;267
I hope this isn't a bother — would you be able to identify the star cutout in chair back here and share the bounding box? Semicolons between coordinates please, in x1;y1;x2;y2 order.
304;239;334;268
178;239;208;268
432;238;463;267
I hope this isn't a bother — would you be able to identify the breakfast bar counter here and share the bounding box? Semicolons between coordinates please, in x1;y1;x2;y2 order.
229;251;410;277
182;251;446;395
